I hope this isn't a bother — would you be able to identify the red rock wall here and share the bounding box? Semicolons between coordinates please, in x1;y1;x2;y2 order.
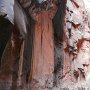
0;0;90;90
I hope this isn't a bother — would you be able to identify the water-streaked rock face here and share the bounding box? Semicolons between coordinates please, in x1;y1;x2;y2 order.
0;0;90;90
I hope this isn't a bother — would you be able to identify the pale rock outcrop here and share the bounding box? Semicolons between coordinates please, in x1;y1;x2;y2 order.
63;0;90;89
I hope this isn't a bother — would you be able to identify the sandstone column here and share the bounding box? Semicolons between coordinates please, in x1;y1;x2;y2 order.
30;10;55;90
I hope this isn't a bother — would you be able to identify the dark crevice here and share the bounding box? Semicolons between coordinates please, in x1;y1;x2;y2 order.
22;15;35;83
0;17;13;67
53;0;67;87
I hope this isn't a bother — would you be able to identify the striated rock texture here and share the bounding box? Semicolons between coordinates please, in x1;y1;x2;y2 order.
0;0;90;90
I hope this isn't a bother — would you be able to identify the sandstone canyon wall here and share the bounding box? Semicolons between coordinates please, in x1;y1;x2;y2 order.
0;0;90;90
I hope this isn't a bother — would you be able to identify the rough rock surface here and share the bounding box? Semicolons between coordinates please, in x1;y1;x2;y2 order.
63;0;90;89
0;0;90;90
